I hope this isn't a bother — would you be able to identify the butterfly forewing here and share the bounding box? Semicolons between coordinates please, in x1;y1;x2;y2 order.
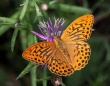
22;42;56;65
61;14;94;42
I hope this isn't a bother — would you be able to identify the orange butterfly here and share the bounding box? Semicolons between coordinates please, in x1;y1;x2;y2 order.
22;14;94;76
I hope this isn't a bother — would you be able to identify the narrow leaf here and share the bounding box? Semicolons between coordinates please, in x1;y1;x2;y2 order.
27;32;35;46
0;26;12;36
0;17;16;24
19;0;29;21
16;62;36;80
49;3;92;14
11;28;19;52
35;3;43;17
20;30;27;50
36;76;51;82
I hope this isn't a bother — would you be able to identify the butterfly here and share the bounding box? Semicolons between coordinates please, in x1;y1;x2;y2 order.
22;14;94;76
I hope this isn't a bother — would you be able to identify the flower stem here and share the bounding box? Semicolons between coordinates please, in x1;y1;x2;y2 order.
30;66;37;86
42;69;47;86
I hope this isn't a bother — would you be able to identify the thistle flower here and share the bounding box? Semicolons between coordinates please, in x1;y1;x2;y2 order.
31;18;66;42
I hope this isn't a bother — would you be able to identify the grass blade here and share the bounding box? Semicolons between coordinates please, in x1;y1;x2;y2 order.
11;28;19;52
16;62;36;80
19;0;29;21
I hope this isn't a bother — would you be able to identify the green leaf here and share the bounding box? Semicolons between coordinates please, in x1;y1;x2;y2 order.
16;62;37;80
0;17;16;24
27;32;34;45
49;0;57;6
11;28;19;52
35;3;43;17
19;0;29;21
60;4;92;14
36;76;51;82
34;3;43;22
49;3;92;14
20;30;27;50
33;34;38;43
0;17;17;36
0;11;20;36
0;26;12;36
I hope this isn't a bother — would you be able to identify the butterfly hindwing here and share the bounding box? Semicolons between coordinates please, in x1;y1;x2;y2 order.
48;48;74;76
65;41;91;70
73;41;91;70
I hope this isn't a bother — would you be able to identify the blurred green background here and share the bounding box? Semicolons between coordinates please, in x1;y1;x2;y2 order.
0;0;110;86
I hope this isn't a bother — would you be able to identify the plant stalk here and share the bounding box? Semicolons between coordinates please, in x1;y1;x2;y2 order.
30;66;37;86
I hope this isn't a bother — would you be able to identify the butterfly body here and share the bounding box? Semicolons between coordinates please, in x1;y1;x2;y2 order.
54;36;72;65
22;14;94;76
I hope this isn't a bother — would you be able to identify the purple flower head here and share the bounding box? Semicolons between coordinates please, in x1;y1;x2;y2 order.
31;18;66;42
